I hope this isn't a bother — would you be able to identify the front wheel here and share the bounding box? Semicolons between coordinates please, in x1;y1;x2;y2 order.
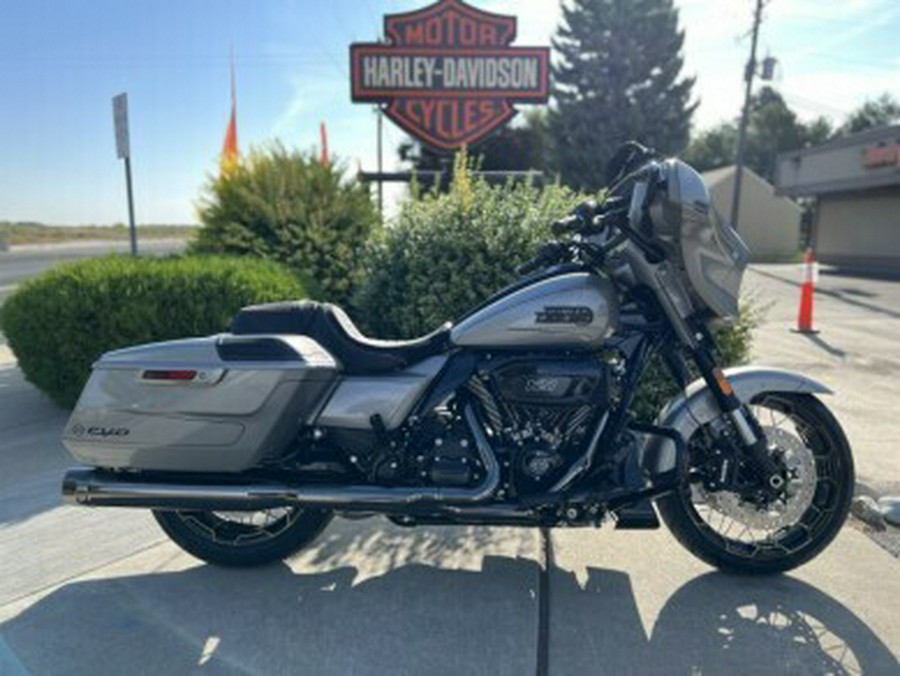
153;506;332;567
657;393;854;575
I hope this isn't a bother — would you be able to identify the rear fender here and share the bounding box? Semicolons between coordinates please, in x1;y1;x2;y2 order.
638;366;833;478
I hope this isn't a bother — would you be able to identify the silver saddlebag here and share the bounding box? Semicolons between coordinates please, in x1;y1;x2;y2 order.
62;334;338;473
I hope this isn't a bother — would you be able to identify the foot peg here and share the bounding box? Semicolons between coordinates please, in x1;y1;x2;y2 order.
614;500;660;529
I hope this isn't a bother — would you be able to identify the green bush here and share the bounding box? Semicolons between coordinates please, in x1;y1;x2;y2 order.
191;145;379;306
355;152;755;418
354;153;583;338
0;256;306;408
632;305;759;422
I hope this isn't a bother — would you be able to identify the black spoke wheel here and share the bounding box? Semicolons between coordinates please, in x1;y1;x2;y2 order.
657;393;854;575
153;506;332;567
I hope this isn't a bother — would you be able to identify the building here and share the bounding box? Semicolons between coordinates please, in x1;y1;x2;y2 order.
776;124;900;270
702;165;802;261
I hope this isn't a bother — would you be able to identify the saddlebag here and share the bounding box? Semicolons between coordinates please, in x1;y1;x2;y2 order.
62;334;338;472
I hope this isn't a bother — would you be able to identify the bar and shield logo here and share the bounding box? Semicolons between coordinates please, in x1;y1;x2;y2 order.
350;0;550;151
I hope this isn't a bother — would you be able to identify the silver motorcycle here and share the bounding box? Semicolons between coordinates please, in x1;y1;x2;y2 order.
61;143;854;574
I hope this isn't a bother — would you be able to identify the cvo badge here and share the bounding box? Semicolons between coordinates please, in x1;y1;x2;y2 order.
350;0;550;151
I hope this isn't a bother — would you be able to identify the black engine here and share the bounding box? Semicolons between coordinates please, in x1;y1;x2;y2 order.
317;356;611;496
468;357;610;495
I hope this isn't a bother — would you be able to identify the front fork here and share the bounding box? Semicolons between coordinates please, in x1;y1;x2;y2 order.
665;333;786;496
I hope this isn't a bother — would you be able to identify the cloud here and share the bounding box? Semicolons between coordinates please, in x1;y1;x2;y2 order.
271;74;349;138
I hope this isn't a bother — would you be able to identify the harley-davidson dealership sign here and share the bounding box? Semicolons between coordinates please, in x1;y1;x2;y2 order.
350;0;550;151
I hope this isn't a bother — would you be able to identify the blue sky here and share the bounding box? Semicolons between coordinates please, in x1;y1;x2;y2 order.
1;0;897;225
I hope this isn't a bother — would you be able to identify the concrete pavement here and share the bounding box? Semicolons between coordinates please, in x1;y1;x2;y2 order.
0;265;898;674
744;265;900;495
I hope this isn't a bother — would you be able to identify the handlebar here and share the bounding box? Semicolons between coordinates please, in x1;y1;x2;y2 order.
549;197;629;237
520;152;667;275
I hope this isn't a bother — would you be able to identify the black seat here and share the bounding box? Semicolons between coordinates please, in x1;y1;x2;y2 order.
230;301;451;375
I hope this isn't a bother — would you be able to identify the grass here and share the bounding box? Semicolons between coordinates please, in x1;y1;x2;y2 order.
0;222;197;247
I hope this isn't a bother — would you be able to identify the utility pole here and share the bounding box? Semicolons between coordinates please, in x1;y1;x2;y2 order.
731;0;765;231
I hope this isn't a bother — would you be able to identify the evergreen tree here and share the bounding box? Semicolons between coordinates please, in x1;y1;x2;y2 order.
192;144;379;306
551;0;696;190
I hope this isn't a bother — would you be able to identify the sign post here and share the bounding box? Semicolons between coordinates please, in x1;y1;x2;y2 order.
112;93;138;256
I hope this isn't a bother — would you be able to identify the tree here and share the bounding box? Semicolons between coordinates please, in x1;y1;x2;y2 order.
682;122;738;174
550;0;696;190
684;87;832;182
839;93;900;135
191;145;379;305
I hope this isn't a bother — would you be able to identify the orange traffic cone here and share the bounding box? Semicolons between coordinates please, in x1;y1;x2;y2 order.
793;248;819;334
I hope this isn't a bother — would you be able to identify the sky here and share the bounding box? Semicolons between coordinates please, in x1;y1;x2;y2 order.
0;0;897;226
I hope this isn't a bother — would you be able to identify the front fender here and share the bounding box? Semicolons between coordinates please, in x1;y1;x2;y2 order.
639;366;833;478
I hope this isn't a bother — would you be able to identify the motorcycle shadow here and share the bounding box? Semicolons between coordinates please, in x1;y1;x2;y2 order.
553;566;898;675
0;520;895;675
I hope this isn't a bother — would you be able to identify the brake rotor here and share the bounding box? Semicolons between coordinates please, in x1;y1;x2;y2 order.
697;426;818;532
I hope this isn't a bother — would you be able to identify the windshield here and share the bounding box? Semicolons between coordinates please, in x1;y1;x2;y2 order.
664;160;749;320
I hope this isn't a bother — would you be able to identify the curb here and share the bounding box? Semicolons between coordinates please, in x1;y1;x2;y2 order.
0;345;15;365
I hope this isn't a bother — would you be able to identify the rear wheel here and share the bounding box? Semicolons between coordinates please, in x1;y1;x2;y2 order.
153;506;332;567
657;393;854;575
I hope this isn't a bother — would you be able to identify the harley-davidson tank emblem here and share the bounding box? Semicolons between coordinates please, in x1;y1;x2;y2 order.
350;0;550;151
535;306;595;326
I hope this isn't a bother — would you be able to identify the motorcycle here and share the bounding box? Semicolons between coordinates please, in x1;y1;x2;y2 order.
60;143;854;574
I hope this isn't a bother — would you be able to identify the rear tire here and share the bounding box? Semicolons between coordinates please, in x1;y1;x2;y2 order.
153;507;332;568
657;393;854;575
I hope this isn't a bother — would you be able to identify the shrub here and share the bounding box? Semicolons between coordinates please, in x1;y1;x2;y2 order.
356;151;755;418
632;304;759;422
354;152;583;338
0;256;306;408
191;145;379;306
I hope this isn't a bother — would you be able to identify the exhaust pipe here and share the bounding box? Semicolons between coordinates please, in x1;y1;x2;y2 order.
63;407;500;511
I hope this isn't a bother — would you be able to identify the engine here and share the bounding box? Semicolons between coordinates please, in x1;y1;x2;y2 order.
468;357;611;495
320;356;612;495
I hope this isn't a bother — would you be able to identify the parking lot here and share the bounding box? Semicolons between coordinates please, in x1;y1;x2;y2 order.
0;263;898;674
745;265;900;496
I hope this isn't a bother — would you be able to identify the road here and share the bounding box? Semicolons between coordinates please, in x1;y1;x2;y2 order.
0;264;897;674
744;265;900;496
0;239;186;307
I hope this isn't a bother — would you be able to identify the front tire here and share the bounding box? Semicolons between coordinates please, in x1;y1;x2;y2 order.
153;506;332;567
657;393;854;575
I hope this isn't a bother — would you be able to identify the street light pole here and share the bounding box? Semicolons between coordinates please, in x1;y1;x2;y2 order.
730;0;765;231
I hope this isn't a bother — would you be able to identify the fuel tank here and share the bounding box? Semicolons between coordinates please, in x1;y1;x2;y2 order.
450;271;618;349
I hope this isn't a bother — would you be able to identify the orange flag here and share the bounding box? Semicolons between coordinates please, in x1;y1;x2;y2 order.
220;53;238;176
319;121;329;167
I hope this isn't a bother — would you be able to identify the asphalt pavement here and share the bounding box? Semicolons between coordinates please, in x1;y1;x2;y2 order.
0;239;186;311
744;265;900;496
0;263;897;674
